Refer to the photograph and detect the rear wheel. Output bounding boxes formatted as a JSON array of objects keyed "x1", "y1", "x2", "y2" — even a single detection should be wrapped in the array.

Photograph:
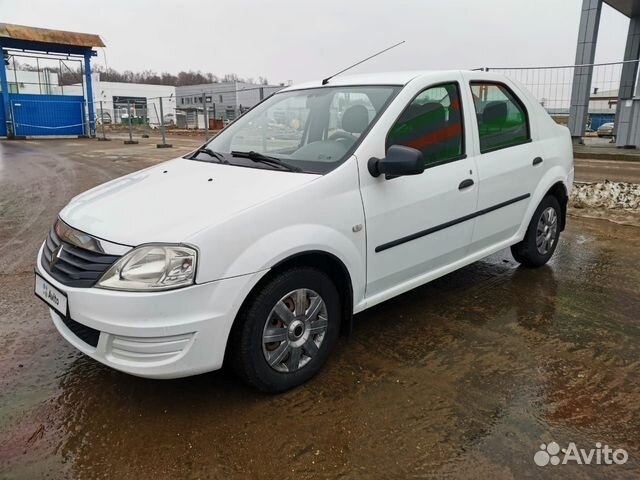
[
  {"x1": 511, "y1": 195, "x2": 561, "y2": 268},
  {"x1": 229, "y1": 267, "x2": 341, "y2": 392}
]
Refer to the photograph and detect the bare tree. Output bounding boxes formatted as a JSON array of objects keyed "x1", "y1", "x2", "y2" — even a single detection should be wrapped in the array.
[{"x1": 12, "y1": 61, "x2": 271, "y2": 87}]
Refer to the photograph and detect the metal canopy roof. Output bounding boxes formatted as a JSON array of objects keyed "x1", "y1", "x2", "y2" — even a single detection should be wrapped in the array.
[
  {"x1": 0, "y1": 23, "x2": 105, "y2": 48},
  {"x1": 605, "y1": 0, "x2": 640, "y2": 17}
]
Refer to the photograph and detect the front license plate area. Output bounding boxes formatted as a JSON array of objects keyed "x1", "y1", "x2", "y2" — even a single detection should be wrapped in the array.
[{"x1": 34, "y1": 272, "x2": 68, "y2": 318}]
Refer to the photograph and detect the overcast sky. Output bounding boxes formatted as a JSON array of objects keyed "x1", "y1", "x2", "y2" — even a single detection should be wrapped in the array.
[{"x1": 0, "y1": 0, "x2": 630, "y2": 84}]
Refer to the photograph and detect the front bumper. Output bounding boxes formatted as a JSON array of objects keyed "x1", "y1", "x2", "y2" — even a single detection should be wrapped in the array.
[{"x1": 36, "y1": 244, "x2": 265, "y2": 379}]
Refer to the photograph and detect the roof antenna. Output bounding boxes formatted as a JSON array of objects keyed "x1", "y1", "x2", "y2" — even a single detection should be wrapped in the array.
[{"x1": 321, "y1": 40, "x2": 406, "y2": 85}]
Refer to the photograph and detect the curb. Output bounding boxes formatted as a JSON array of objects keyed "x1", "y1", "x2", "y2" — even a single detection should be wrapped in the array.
[{"x1": 574, "y1": 151, "x2": 640, "y2": 162}]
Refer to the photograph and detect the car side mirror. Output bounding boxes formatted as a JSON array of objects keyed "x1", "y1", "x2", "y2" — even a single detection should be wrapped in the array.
[{"x1": 368, "y1": 145, "x2": 425, "y2": 179}]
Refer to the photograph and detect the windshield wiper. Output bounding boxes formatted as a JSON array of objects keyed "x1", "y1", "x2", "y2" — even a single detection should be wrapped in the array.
[
  {"x1": 230, "y1": 150, "x2": 302, "y2": 172},
  {"x1": 190, "y1": 147, "x2": 228, "y2": 163}
]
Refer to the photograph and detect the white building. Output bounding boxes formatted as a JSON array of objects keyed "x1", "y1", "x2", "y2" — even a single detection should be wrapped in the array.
[
  {"x1": 89, "y1": 74, "x2": 176, "y2": 125},
  {"x1": 589, "y1": 88, "x2": 617, "y2": 115},
  {"x1": 175, "y1": 81, "x2": 283, "y2": 128}
]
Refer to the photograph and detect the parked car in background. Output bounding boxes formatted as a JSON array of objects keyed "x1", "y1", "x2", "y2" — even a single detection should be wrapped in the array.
[
  {"x1": 597, "y1": 122, "x2": 615, "y2": 137},
  {"x1": 35, "y1": 70, "x2": 573, "y2": 392},
  {"x1": 96, "y1": 111, "x2": 112, "y2": 125}
]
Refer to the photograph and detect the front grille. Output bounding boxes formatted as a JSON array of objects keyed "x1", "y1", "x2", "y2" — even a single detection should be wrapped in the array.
[
  {"x1": 41, "y1": 226, "x2": 121, "y2": 288},
  {"x1": 60, "y1": 315, "x2": 100, "y2": 347}
]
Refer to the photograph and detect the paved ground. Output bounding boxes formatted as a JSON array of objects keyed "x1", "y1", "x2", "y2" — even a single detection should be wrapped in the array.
[
  {"x1": 575, "y1": 136, "x2": 640, "y2": 162},
  {"x1": 1, "y1": 137, "x2": 639, "y2": 479},
  {"x1": 574, "y1": 158, "x2": 640, "y2": 184}
]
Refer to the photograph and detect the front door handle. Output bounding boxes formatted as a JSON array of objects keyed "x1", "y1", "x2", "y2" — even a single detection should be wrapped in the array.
[
  {"x1": 533, "y1": 157, "x2": 543, "y2": 166},
  {"x1": 458, "y1": 179, "x2": 474, "y2": 190}
]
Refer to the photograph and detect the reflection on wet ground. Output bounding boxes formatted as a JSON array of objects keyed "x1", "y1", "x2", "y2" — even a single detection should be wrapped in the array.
[{"x1": 1, "y1": 139, "x2": 639, "y2": 479}]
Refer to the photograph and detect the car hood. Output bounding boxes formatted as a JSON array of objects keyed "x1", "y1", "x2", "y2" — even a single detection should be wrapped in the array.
[{"x1": 60, "y1": 157, "x2": 319, "y2": 246}]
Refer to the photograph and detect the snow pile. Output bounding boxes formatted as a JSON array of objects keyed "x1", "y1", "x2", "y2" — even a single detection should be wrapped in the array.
[{"x1": 571, "y1": 181, "x2": 640, "y2": 211}]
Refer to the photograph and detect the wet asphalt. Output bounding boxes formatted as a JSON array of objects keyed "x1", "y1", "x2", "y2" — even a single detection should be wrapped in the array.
[{"x1": 0, "y1": 137, "x2": 639, "y2": 479}]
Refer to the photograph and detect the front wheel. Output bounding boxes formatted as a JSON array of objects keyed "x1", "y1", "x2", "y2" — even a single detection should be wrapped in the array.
[
  {"x1": 511, "y1": 195, "x2": 561, "y2": 268},
  {"x1": 229, "y1": 267, "x2": 341, "y2": 392}
]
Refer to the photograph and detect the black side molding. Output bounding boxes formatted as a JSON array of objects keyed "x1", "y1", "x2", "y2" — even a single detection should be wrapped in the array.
[{"x1": 375, "y1": 193, "x2": 531, "y2": 253}]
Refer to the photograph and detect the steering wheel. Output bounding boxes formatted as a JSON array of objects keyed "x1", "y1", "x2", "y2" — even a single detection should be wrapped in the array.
[{"x1": 327, "y1": 131, "x2": 355, "y2": 142}]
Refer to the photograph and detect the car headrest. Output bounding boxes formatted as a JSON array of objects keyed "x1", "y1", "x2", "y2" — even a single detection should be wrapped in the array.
[
  {"x1": 403, "y1": 102, "x2": 446, "y2": 126},
  {"x1": 482, "y1": 101, "x2": 507, "y2": 125},
  {"x1": 341, "y1": 105, "x2": 369, "y2": 134}
]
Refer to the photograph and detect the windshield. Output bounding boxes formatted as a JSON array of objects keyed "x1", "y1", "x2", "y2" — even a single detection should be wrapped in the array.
[{"x1": 193, "y1": 85, "x2": 400, "y2": 174}]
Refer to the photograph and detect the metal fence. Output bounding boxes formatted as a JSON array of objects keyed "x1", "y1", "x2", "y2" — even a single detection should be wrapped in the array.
[
  {"x1": 7, "y1": 61, "x2": 626, "y2": 141},
  {"x1": 89, "y1": 85, "x2": 285, "y2": 145},
  {"x1": 4, "y1": 52, "x2": 86, "y2": 97},
  {"x1": 91, "y1": 96, "x2": 229, "y2": 145},
  {"x1": 480, "y1": 60, "x2": 631, "y2": 130},
  {"x1": 0, "y1": 81, "x2": 286, "y2": 144}
]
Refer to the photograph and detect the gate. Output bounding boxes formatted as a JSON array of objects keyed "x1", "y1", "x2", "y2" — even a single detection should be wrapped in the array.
[{"x1": 9, "y1": 94, "x2": 85, "y2": 136}]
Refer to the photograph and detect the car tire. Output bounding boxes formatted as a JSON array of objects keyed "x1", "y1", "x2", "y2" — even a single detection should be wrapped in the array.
[
  {"x1": 510, "y1": 195, "x2": 562, "y2": 268},
  {"x1": 229, "y1": 267, "x2": 341, "y2": 393}
]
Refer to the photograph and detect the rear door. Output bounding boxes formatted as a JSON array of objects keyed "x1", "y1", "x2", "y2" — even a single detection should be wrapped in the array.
[
  {"x1": 357, "y1": 75, "x2": 479, "y2": 302},
  {"x1": 461, "y1": 76, "x2": 546, "y2": 252}
]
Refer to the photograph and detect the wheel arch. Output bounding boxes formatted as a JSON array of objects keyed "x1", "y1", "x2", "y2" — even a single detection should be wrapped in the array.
[
  {"x1": 522, "y1": 168, "x2": 570, "y2": 239},
  {"x1": 545, "y1": 181, "x2": 569, "y2": 231},
  {"x1": 225, "y1": 250, "x2": 355, "y2": 366},
  {"x1": 270, "y1": 250, "x2": 354, "y2": 334}
]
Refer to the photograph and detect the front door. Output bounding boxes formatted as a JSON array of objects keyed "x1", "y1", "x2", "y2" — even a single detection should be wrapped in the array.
[{"x1": 358, "y1": 79, "x2": 479, "y2": 303}]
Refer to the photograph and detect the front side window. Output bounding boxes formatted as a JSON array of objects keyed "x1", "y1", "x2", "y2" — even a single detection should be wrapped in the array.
[
  {"x1": 470, "y1": 82, "x2": 530, "y2": 153},
  {"x1": 386, "y1": 83, "x2": 464, "y2": 167},
  {"x1": 199, "y1": 85, "x2": 400, "y2": 174}
]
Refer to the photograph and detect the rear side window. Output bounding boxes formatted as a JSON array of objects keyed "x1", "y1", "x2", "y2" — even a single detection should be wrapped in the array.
[
  {"x1": 386, "y1": 83, "x2": 464, "y2": 167},
  {"x1": 470, "y1": 82, "x2": 530, "y2": 153}
]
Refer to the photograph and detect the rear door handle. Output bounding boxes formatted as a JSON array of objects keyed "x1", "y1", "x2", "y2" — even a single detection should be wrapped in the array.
[
  {"x1": 458, "y1": 179, "x2": 474, "y2": 190},
  {"x1": 533, "y1": 157, "x2": 543, "y2": 166}
]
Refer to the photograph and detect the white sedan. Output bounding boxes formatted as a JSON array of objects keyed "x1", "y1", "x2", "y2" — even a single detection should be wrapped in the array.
[{"x1": 35, "y1": 70, "x2": 573, "y2": 392}]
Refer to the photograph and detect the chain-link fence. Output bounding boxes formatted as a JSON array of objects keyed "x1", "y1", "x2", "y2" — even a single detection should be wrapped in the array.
[
  {"x1": 89, "y1": 84, "x2": 283, "y2": 146},
  {"x1": 480, "y1": 60, "x2": 631, "y2": 131}
]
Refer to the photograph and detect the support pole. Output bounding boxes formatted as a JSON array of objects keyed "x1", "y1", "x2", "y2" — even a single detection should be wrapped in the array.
[
  {"x1": 568, "y1": 0, "x2": 602, "y2": 144},
  {"x1": 81, "y1": 100, "x2": 86, "y2": 137},
  {"x1": 156, "y1": 97, "x2": 172, "y2": 148},
  {"x1": 202, "y1": 92, "x2": 208, "y2": 141},
  {"x1": 615, "y1": 17, "x2": 640, "y2": 147},
  {"x1": 0, "y1": 46, "x2": 12, "y2": 137},
  {"x1": 84, "y1": 52, "x2": 96, "y2": 138},
  {"x1": 124, "y1": 100, "x2": 138, "y2": 144}
]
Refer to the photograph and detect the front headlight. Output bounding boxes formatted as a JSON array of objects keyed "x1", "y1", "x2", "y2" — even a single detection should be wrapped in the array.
[{"x1": 96, "y1": 244, "x2": 197, "y2": 291}]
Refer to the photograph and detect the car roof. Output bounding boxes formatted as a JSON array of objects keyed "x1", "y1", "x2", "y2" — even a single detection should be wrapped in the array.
[{"x1": 280, "y1": 70, "x2": 478, "y2": 91}]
